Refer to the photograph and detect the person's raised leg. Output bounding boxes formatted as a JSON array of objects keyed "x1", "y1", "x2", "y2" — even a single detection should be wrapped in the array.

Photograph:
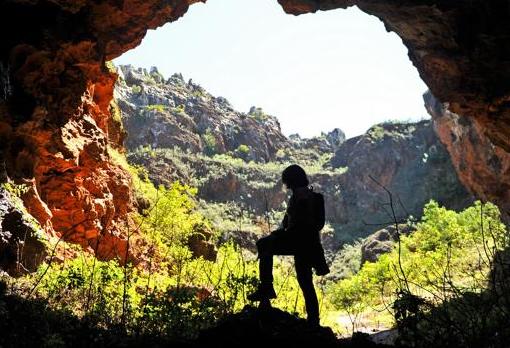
[
  {"x1": 295, "y1": 257, "x2": 320, "y2": 326},
  {"x1": 248, "y1": 235, "x2": 277, "y2": 302}
]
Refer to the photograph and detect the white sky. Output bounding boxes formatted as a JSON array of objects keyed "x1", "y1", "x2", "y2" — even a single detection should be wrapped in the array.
[{"x1": 114, "y1": 0, "x2": 429, "y2": 138}]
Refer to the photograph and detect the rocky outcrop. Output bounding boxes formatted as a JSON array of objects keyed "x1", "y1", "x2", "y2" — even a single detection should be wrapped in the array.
[
  {"x1": 425, "y1": 91, "x2": 510, "y2": 222},
  {"x1": 0, "y1": 63, "x2": 135, "y2": 263},
  {"x1": 0, "y1": 15, "x2": 145, "y2": 266},
  {"x1": 289, "y1": 128, "x2": 346, "y2": 154},
  {"x1": 187, "y1": 223, "x2": 217, "y2": 261},
  {"x1": 0, "y1": 187, "x2": 47, "y2": 275},
  {"x1": 326, "y1": 120, "x2": 473, "y2": 245},
  {"x1": 115, "y1": 65, "x2": 290, "y2": 162},
  {"x1": 360, "y1": 224, "x2": 413, "y2": 264},
  {"x1": 195, "y1": 305, "x2": 389, "y2": 348}
]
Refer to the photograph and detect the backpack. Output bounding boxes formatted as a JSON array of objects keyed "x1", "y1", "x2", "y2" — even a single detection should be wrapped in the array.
[{"x1": 310, "y1": 187, "x2": 325, "y2": 232}]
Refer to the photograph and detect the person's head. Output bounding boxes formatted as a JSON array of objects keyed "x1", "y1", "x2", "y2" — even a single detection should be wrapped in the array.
[{"x1": 281, "y1": 164, "x2": 309, "y2": 190}]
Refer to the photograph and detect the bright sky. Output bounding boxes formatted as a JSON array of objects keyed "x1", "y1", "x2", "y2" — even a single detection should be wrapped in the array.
[{"x1": 114, "y1": 0, "x2": 429, "y2": 138}]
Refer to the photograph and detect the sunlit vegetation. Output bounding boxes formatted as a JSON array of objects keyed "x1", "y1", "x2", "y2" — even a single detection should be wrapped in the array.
[
  {"x1": 2, "y1": 146, "x2": 507, "y2": 346},
  {"x1": 131, "y1": 85, "x2": 142, "y2": 94},
  {"x1": 1, "y1": 149, "x2": 326, "y2": 343},
  {"x1": 248, "y1": 106, "x2": 269, "y2": 122},
  {"x1": 201, "y1": 129, "x2": 218, "y2": 156},
  {"x1": 327, "y1": 201, "x2": 509, "y2": 341},
  {"x1": 131, "y1": 146, "x2": 347, "y2": 184},
  {"x1": 145, "y1": 104, "x2": 168, "y2": 112}
]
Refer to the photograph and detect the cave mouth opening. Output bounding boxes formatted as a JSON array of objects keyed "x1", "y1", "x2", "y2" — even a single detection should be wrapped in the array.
[
  {"x1": 113, "y1": 0, "x2": 429, "y2": 140},
  {"x1": 110, "y1": 0, "x2": 454, "y2": 253},
  {"x1": 109, "y1": 0, "x2": 469, "y2": 266}
]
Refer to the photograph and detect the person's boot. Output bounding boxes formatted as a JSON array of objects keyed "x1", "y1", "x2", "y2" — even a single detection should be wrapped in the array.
[
  {"x1": 247, "y1": 283, "x2": 276, "y2": 302},
  {"x1": 307, "y1": 316, "x2": 320, "y2": 328}
]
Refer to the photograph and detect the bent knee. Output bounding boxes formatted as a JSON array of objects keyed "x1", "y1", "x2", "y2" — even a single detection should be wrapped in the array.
[{"x1": 256, "y1": 236, "x2": 274, "y2": 252}]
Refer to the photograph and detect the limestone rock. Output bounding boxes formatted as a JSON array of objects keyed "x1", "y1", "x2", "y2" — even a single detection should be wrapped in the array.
[
  {"x1": 425, "y1": 91, "x2": 510, "y2": 223},
  {"x1": 0, "y1": 187, "x2": 47, "y2": 275},
  {"x1": 115, "y1": 65, "x2": 291, "y2": 162}
]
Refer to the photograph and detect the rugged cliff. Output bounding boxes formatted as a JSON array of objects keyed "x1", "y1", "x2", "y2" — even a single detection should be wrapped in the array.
[
  {"x1": 425, "y1": 91, "x2": 510, "y2": 222},
  {"x1": 115, "y1": 65, "x2": 291, "y2": 162}
]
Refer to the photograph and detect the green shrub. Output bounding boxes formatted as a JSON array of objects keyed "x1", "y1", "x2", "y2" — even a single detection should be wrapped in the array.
[
  {"x1": 131, "y1": 85, "x2": 142, "y2": 94},
  {"x1": 237, "y1": 144, "x2": 250, "y2": 155},
  {"x1": 328, "y1": 200, "x2": 508, "y2": 339},
  {"x1": 146, "y1": 104, "x2": 167, "y2": 112},
  {"x1": 248, "y1": 107, "x2": 268, "y2": 122},
  {"x1": 173, "y1": 104, "x2": 186, "y2": 114},
  {"x1": 367, "y1": 125, "x2": 385, "y2": 140},
  {"x1": 202, "y1": 129, "x2": 217, "y2": 156}
]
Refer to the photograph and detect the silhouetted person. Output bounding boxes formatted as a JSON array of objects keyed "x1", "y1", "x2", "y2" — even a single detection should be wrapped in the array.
[{"x1": 248, "y1": 164, "x2": 330, "y2": 326}]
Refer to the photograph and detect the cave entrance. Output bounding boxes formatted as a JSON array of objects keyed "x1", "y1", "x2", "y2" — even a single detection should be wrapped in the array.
[
  {"x1": 107, "y1": 1, "x2": 475, "y2": 332},
  {"x1": 110, "y1": 0, "x2": 469, "y2": 254}
]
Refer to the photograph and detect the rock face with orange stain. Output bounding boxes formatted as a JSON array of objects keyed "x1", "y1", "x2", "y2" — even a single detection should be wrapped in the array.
[
  {"x1": 3, "y1": 60, "x2": 135, "y2": 263},
  {"x1": 425, "y1": 91, "x2": 510, "y2": 222},
  {"x1": 0, "y1": 0, "x2": 203, "y2": 271}
]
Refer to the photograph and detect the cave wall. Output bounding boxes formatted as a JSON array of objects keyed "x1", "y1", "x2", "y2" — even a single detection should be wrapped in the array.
[
  {"x1": 0, "y1": 0, "x2": 509, "y2": 266},
  {"x1": 0, "y1": 0, "x2": 201, "y2": 263},
  {"x1": 425, "y1": 91, "x2": 510, "y2": 222}
]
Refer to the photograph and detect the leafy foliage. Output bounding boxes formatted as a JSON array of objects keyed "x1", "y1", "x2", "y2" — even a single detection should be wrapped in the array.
[
  {"x1": 201, "y1": 129, "x2": 217, "y2": 156},
  {"x1": 131, "y1": 85, "x2": 142, "y2": 94},
  {"x1": 328, "y1": 200, "x2": 509, "y2": 342},
  {"x1": 4, "y1": 149, "x2": 329, "y2": 345},
  {"x1": 145, "y1": 104, "x2": 167, "y2": 112}
]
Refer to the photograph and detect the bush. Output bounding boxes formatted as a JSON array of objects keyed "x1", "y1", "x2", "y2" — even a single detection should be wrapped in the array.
[
  {"x1": 328, "y1": 200, "x2": 509, "y2": 343},
  {"x1": 131, "y1": 85, "x2": 142, "y2": 94},
  {"x1": 146, "y1": 104, "x2": 167, "y2": 112},
  {"x1": 248, "y1": 106, "x2": 268, "y2": 122},
  {"x1": 202, "y1": 129, "x2": 217, "y2": 156}
]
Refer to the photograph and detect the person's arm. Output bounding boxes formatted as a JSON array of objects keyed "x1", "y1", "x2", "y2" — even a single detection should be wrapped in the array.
[
  {"x1": 281, "y1": 196, "x2": 315, "y2": 238},
  {"x1": 271, "y1": 212, "x2": 288, "y2": 237}
]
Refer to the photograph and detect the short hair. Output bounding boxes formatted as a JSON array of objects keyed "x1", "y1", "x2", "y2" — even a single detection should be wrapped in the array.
[{"x1": 282, "y1": 164, "x2": 309, "y2": 189}]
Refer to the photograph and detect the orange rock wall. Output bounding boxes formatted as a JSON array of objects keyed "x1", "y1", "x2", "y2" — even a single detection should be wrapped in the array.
[{"x1": 425, "y1": 92, "x2": 510, "y2": 221}]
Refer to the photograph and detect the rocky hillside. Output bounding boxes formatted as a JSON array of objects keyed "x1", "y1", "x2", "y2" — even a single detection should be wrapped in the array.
[
  {"x1": 115, "y1": 65, "x2": 292, "y2": 162},
  {"x1": 116, "y1": 66, "x2": 473, "y2": 249},
  {"x1": 327, "y1": 120, "x2": 473, "y2": 240}
]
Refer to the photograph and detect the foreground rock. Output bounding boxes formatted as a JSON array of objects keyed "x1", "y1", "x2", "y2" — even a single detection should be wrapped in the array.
[
  {"x1": 0, "y1": 187, "x2": 47, "y2": 275},
  {"x1": 361, "y1": 224, "x2": 414, "y2": 264},
  {"x1": 195, "y1": 306, "x2": 390, "y2": 348},
  {"x1": 0, "y1": 283, "x2": 391, "y2": 348}
]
